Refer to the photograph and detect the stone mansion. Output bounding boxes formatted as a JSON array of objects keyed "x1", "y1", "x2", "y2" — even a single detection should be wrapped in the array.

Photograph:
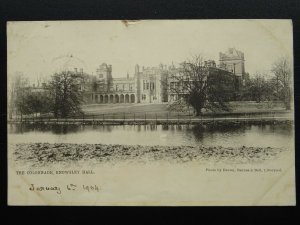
[{"x1": 79, "y1": 48, "x2": 249, "y2": 104}]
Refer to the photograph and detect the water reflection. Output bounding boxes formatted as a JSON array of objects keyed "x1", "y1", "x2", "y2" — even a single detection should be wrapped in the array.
[
  {"x1": 8, "y1": 123, "x2": 294, "y2": 148},
  {"x1": 9, "y1": 123, "x2": 293, "y2": 136},
  {"x1": 189, "y1": 125, "x2": 205, "y2": 142}
]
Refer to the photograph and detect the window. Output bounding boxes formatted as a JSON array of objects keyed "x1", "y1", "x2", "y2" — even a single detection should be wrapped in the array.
[
  {"x1": 123, "y1": 84, "x2": 125, "y2": 90},
  {"x1": 170, "y1": 82, "x2": 176, "y2": 89},
  {"x1": 146, "y1": 83, "x2": 149, "y2": 90},
  {"x1": 129, "y1": 84, "x2": 133, "y2": 91},
  {"x1": 116, "y1": 85, "x2": 118, "y2": 91},
  {"x1": 150, "y1": 82, "x2": 155, "y2": 90}
]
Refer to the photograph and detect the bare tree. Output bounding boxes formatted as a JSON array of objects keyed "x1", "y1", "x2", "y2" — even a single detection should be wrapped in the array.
[
  {"x1": 271, "y1": 57, "x2": 293, "y2": 110},
  {"x1": 168, "y1": 55, "x2": 235, "y2": 116},
  {"x1": 48, "y1": 71, "x2": 84, "y2": 118},
  {"x1": 243, "y1": 73, "x2": 273, "y2": 103}
]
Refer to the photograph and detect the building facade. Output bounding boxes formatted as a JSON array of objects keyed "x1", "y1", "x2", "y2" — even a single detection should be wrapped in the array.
[
  {"x1": 82, "y1": 48, "x2": 246, "y2": 105},
  {"x1": 84, "y1": 63, "x2": 169, "y2": 104}
]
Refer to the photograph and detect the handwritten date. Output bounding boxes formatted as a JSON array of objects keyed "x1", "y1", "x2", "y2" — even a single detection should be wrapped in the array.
[{"x1": 29, "y1": 183, "x2": 100, "y2": 194}]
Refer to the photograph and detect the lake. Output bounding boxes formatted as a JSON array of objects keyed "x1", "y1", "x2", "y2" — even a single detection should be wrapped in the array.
[{"x1": 7, "y1": 123, "x2": 294, "y2": 148}]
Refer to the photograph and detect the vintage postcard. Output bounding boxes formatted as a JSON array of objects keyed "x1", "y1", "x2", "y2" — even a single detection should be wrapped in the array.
[{"x1": 7, "y1": 20, "x2": 295, "y2": 206}]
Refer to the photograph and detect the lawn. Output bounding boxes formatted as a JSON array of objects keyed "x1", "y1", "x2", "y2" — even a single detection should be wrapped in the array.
[{"x1": 81, "y1": 101, "x2": 289, "y2": 119}]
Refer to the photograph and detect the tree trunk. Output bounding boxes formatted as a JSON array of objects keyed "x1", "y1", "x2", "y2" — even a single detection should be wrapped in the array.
[
  {"x1": 54, "y1": 111, "x2": 58, "y2": 118},
  {"x1": 285, "y1": 89, "x2": 291, "y2": 110},
  {"x1": 195, "y1": 107, "x2": 202, "y2": 116}
]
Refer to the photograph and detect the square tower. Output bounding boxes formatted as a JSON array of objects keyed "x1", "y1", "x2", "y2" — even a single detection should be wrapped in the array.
[
  {"x1": 96, "y1": 63, "x2": 112, "y2": 92},
  {"x1": 219, "y1": 48, "x2": 245, "y2": 77}
]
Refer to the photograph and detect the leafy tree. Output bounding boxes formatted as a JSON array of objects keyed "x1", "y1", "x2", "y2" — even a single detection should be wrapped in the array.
[
  {"x1": 22, "y1": 91, "x2": 52, "y2": 117},
  {"x1": 168, "y1": 55, "x2": 235, "y2": 115},
  {"x1": 48, "y1": 71, "x2": 84, "y2": 118},
  {"x1": 271, "y1": 57, "x2": 293, "y2": 110}
]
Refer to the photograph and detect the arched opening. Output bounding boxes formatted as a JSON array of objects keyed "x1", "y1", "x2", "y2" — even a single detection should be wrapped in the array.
[
  {"x1": 100, "y1": 95, "x2": 103, "y2": 104},
  {"x1": 104, "y1": 95, "x2": 108, "y2": 103},
  {"x1": 120, "y1": 94, "x2": 124, "y2": 103},
  {"x1": 130, "y1": 94, "x2": 135, "y2": 103},
  {"x1": 125, "y1": 94, "x2": 129, "y2": 103},
  {"x1": 109, "y1": 95, "x2": 114, "y2": 103},
  {"x1": 115, "y1": 95, "x2": 119, "y2": 103}
]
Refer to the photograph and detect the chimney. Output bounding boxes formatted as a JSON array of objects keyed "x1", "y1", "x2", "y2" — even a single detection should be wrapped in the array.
[
  {"x1": 135, "y1": 64, "x2": 139, "y2": 74},
  {"x1": 80, "y1": 68, "x2": 83, "y2": 75},
  {"x1": 74, "y1": 68, "x2": 78, "y2": 73},
  {"x1": 127, "y1": 73, "x2": 129, "y2": 79}
]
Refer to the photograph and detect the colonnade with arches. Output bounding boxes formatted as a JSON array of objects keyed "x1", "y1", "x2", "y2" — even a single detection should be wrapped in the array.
[{"x1": 93, "y1": 93, "x2": 136, "y2": 104}]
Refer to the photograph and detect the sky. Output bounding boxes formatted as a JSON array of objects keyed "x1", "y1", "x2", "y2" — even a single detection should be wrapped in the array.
[{"x1": 7, "y1": 20, "x2": 293, "y2": 83}]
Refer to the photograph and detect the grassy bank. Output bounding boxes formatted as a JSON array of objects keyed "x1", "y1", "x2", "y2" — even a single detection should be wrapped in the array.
[
  {"x1": 10, "y1": 102, "x2": 292, "y2": 123},
  {"x1": 80, "y1": 102, "x2": 291, "y2": 120},
  {"x1": 82, "y1": 101, "x2": 287, "y2": 115}
]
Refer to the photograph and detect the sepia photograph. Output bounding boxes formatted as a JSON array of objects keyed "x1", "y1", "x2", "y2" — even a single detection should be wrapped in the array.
[{"x1": 7, "y1": 19, "x2": 295, "y2": 205}]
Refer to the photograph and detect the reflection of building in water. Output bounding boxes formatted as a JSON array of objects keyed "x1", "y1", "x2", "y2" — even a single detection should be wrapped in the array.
[{"x1": 56, "y1": 48, "x2": 248, "y2": 104}]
